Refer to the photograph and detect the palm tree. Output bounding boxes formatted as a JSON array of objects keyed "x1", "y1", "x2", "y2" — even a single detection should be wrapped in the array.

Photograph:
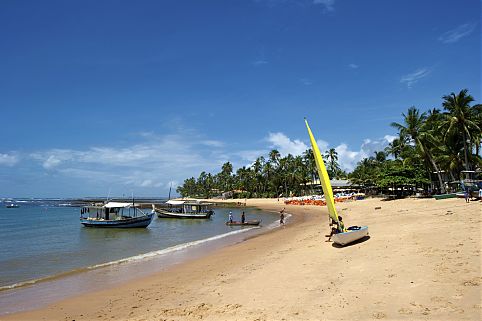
[
  {"x1": 325, "y1": 148, "x2": 341, "y2": 179},
  {"x1": 220, "y1": 162, "x2": 233, "y2": 193},
  {"x1": 391, "y1": 107, "x2": 445, "y2": 193},
  {"x1": 269, "y1": 149, "x2": 281, "y2": 167},
  {"x1": 441, "y1": 89, "x2": 480, "y2": 171},
  {"x1": 252, "y1": 157, "x2": 265, "y2": 197},
  {"x1": 374, "y1": 151, "x2": 387, "y2": 163},
  {"x1": 385, "y1": 138, "x2": 405, "y2": 160}
]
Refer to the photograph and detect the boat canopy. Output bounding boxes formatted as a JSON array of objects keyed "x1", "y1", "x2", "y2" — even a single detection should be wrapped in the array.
[
  {"x1": 165, "y1": 200, "x2": 213, "y2": 206},
  {"x1": 104, "y1": 202, "x2": 134, "y2": 208},
  {"x1": 166, "y1": 200, "x2": 187, "y2": 205}
]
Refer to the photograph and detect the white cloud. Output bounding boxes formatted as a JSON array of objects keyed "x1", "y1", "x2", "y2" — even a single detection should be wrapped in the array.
[
  {"x1": 267, "y1": 132, "x2": 309, "y2": 156},
  {"x1": 29, "y1": 134, "x2": 226, "y2": 190},
  {"x1": 264, "y1": 132, "x2": 393, "y2": 171},
  {"x1": 438, "y1": 23, "x2": 477, "y2": 44},
  {"x1": 335, "y1": 137, "x2": 393, "y2": 171},
  {"x1": 43, "y1": 155, "x2": 63, "y2": 169},
  {"x1": 0, "y1": 153, "x2": 18, "y2": 166},
  {"x1": 335, "y1": 143, "x2": 361, "y2": 170},
  {"x1": 384, "y1": 135, "x2": 397, "y2": 143},
  {"x1": 348, "y1": 63, "x2": 359, "y2": 69},
  {"x1": 400, "y1": 68, "x2": 431, "y2": 88},
  {"x1": 313, "y1": 0, "x2": 335, "y2": 11},
  {"x1": 20, "y1": 129, "x2": 396, "y2": 196},
  {"x1": 201, "y1": 140, "x2": 224, "y2": 147},
  {"x1": 252, "y1": 60, "x2": 268, "y2": 66}
]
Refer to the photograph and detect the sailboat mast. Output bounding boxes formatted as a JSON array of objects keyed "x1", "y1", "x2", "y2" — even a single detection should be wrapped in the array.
[{"x1": 305, "y1": 119, "x2": 339, "y2": 223}]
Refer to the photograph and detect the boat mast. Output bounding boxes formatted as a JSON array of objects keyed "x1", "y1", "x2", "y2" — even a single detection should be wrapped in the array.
[{"x1": 132, "y1": 191, "x2": 135, "y2": 217}]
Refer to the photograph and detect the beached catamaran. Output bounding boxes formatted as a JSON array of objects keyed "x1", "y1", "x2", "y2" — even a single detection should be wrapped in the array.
[{"x1": 305, "y1": 119, "x2": 369, "y2": 246}]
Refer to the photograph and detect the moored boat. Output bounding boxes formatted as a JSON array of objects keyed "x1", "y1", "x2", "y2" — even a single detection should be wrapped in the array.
[
  {"x1": 155, "y1": 200, "x2": 214, "y2": 219},
  {"x1": 5, "y1": 203, "x2": 20, "y2": 208},
  {"x1": 226, "y1": 220, "x2": 261, "y2": 226},
  {"x1": 433, "y1": 193, "x2": 457, "y2": 200},
  {"x1": 80, "y1": 202, "x2": 154, "y2": 228}
]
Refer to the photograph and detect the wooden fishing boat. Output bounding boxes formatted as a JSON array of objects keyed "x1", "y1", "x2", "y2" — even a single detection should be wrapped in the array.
[
  {"x1": 80, "y1": 202, "x2": 154, "y2": 228},
  {"x1": 155, "y1": 200, "x2": 214, "y2": 219},
  {"x1": 225, "y1": 220, "x2": 261, "y2": 226}
]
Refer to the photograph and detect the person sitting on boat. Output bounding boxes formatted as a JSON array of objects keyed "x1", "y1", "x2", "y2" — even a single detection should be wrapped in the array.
[
  {"x1": 241, "y1": 211, "x2": 246, "y2": 224},
  {"x1": 337, "y1": 216, "x2": 347, "y2": 233},
  {"x1": 326, "y1": 216, "x2": 347, "y2": 242},
  {"x1": 229, "y1": 211, "x2": 233, "y2": 223}
]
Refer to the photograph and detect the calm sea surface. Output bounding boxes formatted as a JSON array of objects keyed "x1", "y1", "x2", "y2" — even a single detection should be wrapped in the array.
[{"x1": 0, "y1": 200, "x2": 279, "y2": 290}]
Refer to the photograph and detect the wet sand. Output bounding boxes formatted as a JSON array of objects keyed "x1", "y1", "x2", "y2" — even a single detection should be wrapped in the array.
[{"x1": 2, "y1": 197, "x2": 481, "y2": 321}]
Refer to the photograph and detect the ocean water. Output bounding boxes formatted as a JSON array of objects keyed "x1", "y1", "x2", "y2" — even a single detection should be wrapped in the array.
[{"x1": 0, "y1": 200, "x2": 279, "y2": 292}]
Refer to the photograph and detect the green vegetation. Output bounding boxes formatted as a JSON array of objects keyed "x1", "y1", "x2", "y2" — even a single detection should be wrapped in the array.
[{"x1": 177, "y1": 89, "x2": 481, "y2": 198}]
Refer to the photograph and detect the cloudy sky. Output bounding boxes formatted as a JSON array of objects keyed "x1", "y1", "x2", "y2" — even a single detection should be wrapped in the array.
[{"x1": 0, "y1": 0, "x2": 480, "y2": 198}]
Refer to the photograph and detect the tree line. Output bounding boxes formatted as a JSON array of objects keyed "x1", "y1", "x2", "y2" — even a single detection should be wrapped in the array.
[{"x1": 177, "y1": 89, "x2": 481, "y2": 198}]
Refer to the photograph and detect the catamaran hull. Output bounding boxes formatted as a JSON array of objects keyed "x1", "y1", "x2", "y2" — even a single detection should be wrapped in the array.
[
  {"x1": 332, "y1": 226, "x2": 369, "y2": 246},
  {"x1": 80, "y1": 213, "x2": 154, "y2": 228},
  {"x1": 156, "y1": 209, "x2": 213, "y2": 219}
]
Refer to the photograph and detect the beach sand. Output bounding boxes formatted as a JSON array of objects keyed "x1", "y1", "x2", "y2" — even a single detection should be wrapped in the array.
[{"x1": 2, "y1": 197, "x2": 481, "y2": 321}]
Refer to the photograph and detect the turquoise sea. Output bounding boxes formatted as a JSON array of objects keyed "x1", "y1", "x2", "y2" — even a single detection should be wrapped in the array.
[{"x1": 0, "y1": 199, "x2": 280, "y2": 315}]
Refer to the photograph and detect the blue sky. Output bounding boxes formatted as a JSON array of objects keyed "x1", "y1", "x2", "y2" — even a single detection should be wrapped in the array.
[{"x1": 0, "y1": 0, "x2": 480, "y2": 198}]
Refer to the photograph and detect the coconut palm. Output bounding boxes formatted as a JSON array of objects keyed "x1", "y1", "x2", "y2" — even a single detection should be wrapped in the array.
[
  {"x1": 391, "y1": 106, "x2": 445, "y2": 192},
  {"x1": 441, "y1": 89, "x2": 480, "y2": 171},
  {"x1": 325, "y1": 148, "x2": 341, "y2": 179}
]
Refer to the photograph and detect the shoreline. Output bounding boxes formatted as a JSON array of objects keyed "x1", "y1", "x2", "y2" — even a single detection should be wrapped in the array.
[
  {"x1": 0, "y1": 202, "x2": 286, "y2": 316},
  {"x1": 3, "y1": 197, "x2": 481, "y2": 320}
]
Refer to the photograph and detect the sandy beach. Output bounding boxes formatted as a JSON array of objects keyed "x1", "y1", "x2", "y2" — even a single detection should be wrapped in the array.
[{"x1": 2, "y1": 197, "x2": 481, "y2": 321}]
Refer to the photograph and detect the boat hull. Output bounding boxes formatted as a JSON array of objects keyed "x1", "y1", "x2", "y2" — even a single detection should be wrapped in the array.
[
  {"x1": 433, "y1": 193, "x2": 457, "y2": 200},
  {"x1": 156, "y1": 209, "x2": 213, "y2": 219},
  {"x1": 80, "y1": 213, "x2": 154, "y2": 228},
  {"x1": 226, "y1": 220, "x2": 261, "y2": 226},
  {"x1": 332, "y1": 226, "x2": 369, "y2": 246}
]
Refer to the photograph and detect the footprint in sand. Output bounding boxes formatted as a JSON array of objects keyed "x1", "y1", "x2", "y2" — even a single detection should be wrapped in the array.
[
  {"x1": 372, "y1": 311, "x2": 386, "y2": 319},
  {"x1": 463, "y1": 277, "x2": 481, "y2": 286},
  {"x1": 398, "y1": 307, "x2": 412, "y2": 315}
]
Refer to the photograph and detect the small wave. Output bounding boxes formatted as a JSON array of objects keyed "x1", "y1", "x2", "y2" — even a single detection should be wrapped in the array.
[
  {"x1": 0, "y1": 227, "x2": 258, "y2": 292},
  {"x1": 88, "y1": 227, "x2": 258, "y2": 269}
]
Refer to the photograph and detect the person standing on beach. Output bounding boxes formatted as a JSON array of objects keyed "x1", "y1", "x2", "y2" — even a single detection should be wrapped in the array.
[
  {"x1": 241, "y1": 211, "x2": 245, "y2": 224},
  {"x1": 464, "y1": 187, "x2": 470, "y2": 203},
  {"x1": 280, "y1": 208, "x2": 285, "y2": 225}
]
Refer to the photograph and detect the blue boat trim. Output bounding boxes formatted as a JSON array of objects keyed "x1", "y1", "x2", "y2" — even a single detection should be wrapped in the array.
[{"x1": 80, "y1": 213, "x2": 154, "y2": 228}]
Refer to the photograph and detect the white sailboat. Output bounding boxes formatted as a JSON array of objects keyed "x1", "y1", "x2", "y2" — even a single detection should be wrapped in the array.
[{"x1": 305, "y1": 119, "x2": 369, "y2": 246}]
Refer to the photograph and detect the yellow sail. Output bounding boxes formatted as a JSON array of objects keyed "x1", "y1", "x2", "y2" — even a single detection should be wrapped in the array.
[{"x1": 305, "y1": 119, "x2": 339, "y2": 223}]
